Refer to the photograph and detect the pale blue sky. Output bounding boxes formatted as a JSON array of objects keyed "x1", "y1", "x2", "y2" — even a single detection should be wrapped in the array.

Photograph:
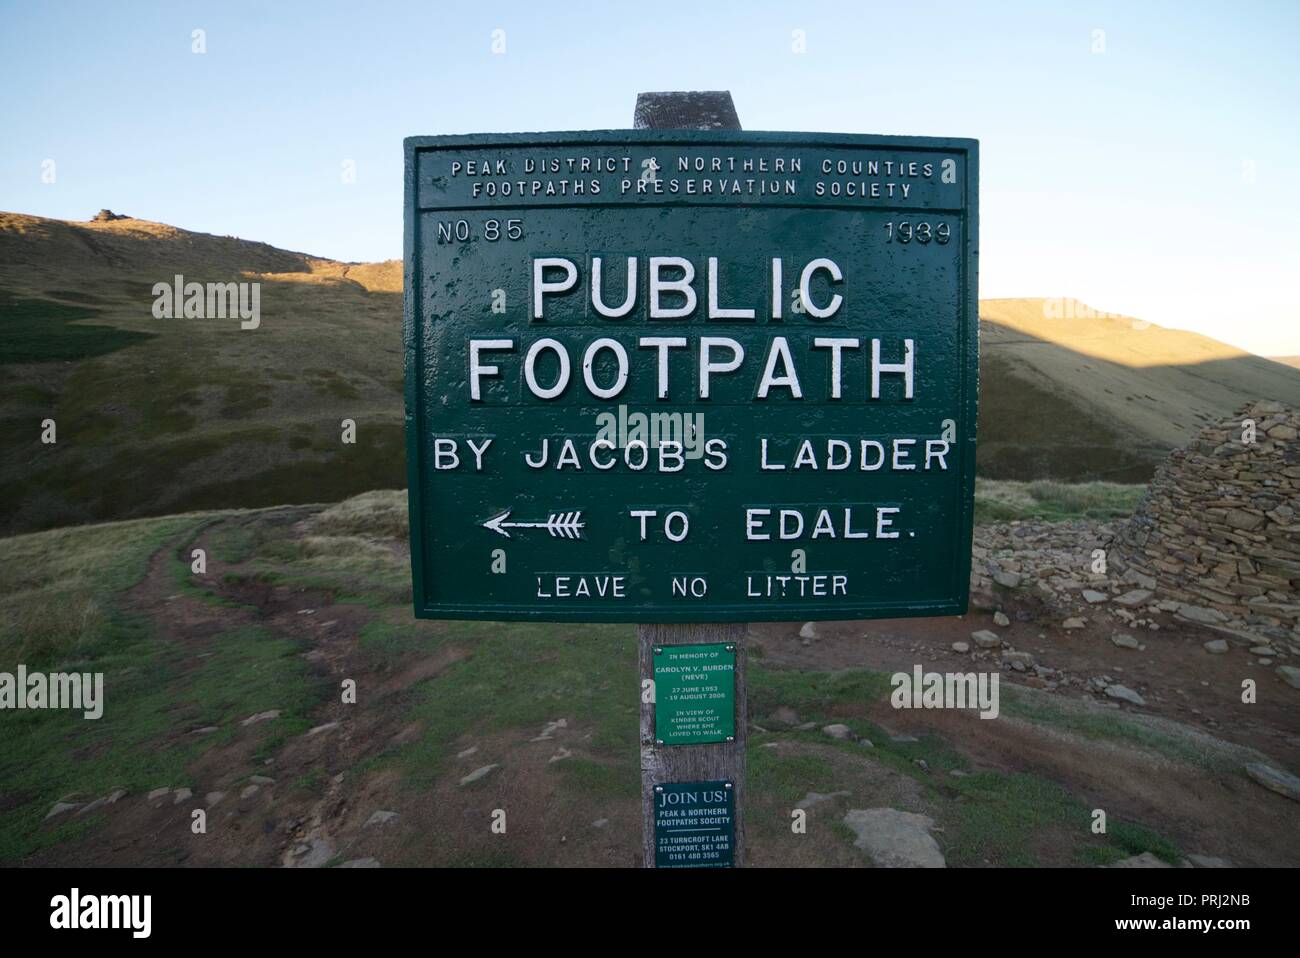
[{"x1": 2, "y1": 0, "x2": 1297, "y2": 354}]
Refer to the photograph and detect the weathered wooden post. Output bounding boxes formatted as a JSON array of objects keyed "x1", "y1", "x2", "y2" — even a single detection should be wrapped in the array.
[{"x1": 635, "y1": 92, "x2": 747, "y2": 869}]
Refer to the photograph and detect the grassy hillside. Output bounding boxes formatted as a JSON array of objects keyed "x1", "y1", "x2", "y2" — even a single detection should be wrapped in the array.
[
  {"x1": 972, "y1": 478, "x2": 1144, "y2": 524},
  {"x1": 3, "y1": 212, "x2": 1298, "y2": 535},
  {"x1": 0, "y1": 212, "x2": 404, "y2": 536}
]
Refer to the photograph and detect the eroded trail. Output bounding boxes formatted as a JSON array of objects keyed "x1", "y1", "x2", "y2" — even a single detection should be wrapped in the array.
[
  {"x1": 44, "y1": 507, "x2": 631, "y2": 868},
  {"x1": 31, "y1": 509, "x2": 456, "y2": 867}
]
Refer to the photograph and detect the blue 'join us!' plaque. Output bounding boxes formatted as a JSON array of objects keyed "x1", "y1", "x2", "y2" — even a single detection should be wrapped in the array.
[{"x1": 654, "y1": 780, "x2": 734, "y2": 868}]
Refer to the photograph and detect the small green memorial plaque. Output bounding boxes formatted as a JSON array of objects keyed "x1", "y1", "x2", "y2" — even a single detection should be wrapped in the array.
[
  {"x1": 653, "y1": 643, "x2": 735, "y2": 745},
  {"x1": 654, "y1": 780, "x2": 734, "y2": 868}
]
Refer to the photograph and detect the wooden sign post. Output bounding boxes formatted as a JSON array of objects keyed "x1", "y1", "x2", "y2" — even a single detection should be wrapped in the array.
[
  {"x1": 636, "y1": 92, "x2": 747, "y2": 868},
  {"x1": 402, "y1": 91, "x2": 978, "y2": 871}
]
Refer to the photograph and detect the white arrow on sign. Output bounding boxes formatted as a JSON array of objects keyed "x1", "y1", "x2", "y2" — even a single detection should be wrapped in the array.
[{"x1": 482, "y1": 510, "x2": 586, "y2": 540}]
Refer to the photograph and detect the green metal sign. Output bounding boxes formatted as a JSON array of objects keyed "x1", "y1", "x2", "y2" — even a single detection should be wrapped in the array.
[
  {"x1": 653, "y1": 643, "x2": 736, "y2": 745},
  {"x1": 404, "y1": 130, "x2": 978, "y2": 622},
  {"x1": 654, "y1": 780, "x2": 734, "y2": 868}
]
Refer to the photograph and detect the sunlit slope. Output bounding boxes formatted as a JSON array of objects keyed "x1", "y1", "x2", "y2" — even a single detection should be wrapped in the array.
[
  {"x1": 978, "y1": 298, "x2": 1300, "y2": 481},
  {"x1": 0, "y1": 211, "x2": 403, "y2": 292}
]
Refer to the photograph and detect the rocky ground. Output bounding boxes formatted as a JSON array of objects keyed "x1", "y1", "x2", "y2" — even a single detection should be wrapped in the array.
[{"x1": 970, "y1": 518, "x2": 1299, "y2": 743}]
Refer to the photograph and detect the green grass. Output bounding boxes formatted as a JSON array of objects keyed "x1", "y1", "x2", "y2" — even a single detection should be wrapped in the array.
[
  {"x1": 198, "y1": 499, "x2": 639, "y2": 798},
  {"x1": 304, "y1": 368, "x2": 361, "y2": 400},
  {"x1": 0, "y1": 295, "x2": 156, "y2": 364},
  {"x1": 357, "y1": 617, "x2": 443, "y2": 661},
  {"x1": 388, "y1": 620, "x2": 637, "y2": 786},
  {"x1": 175, "y1": 424, "x2": 406, "y2": 518},
  {"x1": 0, "y1": 513, "x2": 216, "y2": 668},
  {"x1": 748, "y1": 747, "x2": 839, "y2": 805},
  {"x1": 308, "y1": 490, "x2": 409, "y2": 540},
  {"x1": 0, "y1": 616, "x2": 325, "y2": 862},
  {"x1": 1077, "y1": 821, "x2": 1183, "y2": 866},
  {"x1": 938, "y1": 770, "x2": 1181, "y2": 867},
  {"x1": 974, "y1": 478, "x2": 1145, "y2": 524},
  {"x1": 2, "y1": 424, "x2": 290, "y2": 538},
  {"x1": 999, "y1": 686, "x2": 1242, "y2": 773},
  {"x1": 551, "y1": 757, "x2": 639, "y2": 799},
  {"x1": 215, "y1": 499, "x2": 412, "y2": 609},
  {"x1": 292, "y1": 769, "x2": 325, "y2": 794},
  {"x1": 0, "y1": 513, "x2": 329, "y2": 862},
  {"x1": 42, "y1": 289, "x2": 106, "y2": 306},
  {"x1": 0, "y1": 601, "x2": 326, "y2": 853},
  {"x1": 206, "y1": 521, "x2": 258, "y2": 564},
  {"x1": 167, "y1": 535, "x2": 249, "y2": 610},
  {"x1": 444, "y1": 847, "x2": 523, "y2": 868},
  {"x1": 943, "y1": 771, "x2": 1083, "y2": 866},
  {"x1": 749, "y1": 667, "x2": 893, "y2": 718}
]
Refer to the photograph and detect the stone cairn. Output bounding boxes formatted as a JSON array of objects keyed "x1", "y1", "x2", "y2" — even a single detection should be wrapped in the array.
[{"x1": 1111, "y1": 400, "x2": 1300, "y2": 645}]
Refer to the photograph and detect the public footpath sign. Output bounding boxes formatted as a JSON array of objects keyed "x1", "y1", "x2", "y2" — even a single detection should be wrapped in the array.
[{"x1": 403, "y1": 130, "x2": 979, "y2": 622}]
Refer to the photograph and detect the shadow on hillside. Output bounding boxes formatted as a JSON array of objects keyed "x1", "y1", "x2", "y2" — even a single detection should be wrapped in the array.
[
  {"x1": 0, "y1": 292, "x2": 157, "y2": 364},
  {"x1": 977, "y1": 317, "x2": 1300, "y2": 483}
]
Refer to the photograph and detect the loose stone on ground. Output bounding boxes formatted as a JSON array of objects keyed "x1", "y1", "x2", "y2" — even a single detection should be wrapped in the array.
[{"x1": 842, "y1": 808, "x2": 946, "y2": 868}]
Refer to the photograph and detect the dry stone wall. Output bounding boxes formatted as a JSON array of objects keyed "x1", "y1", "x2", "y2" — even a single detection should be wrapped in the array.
[{"x1": 1112, "y1": 400, "x2": 1300, "y2": 644}]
